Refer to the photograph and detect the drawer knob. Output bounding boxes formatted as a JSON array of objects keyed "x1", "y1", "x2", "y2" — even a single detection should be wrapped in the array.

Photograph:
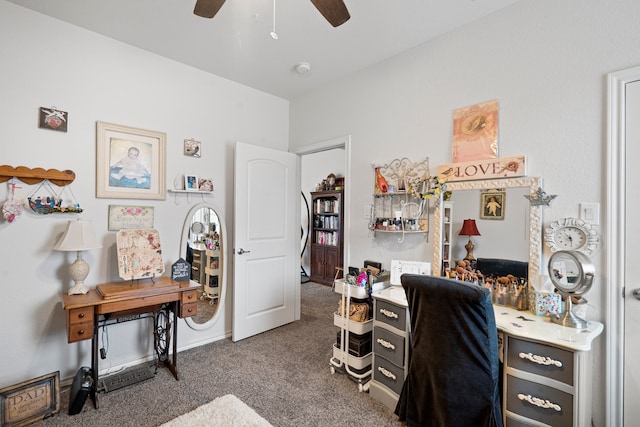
[
  {"x1": 518, "y1": 352, "x2": 563, "y2": 368},
  {"x1": 377, "y1": 366, "x2": 397, "y2": 381},
  {"x1": 379, "y1": 308, "x2": 399, "y2": 319},
  {"x1": 517, "y1": 393, "x2": 562, "y2": 412},
  {"x1": 78, "y1": 329, "x2": 84, "y2": 335},
  {"x1": 376, "y1": 338, "x2": 396, "y2": 350},
  {"x1": 78, "y1": 313, "x2": 85, "y2": 318}
]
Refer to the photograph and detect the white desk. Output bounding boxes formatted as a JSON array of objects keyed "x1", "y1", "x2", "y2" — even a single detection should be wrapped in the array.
[{"x1": 367, "y1": 286, "x2": 604, "y2": 426}]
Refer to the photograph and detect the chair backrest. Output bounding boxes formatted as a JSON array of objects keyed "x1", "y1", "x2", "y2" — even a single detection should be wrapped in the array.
[
  {"x1": 476, "y1": 257, "x2": 528, "y2": 279},
  {"x1": 395, "y1": 274, "x2": 503, "y2": 427}
]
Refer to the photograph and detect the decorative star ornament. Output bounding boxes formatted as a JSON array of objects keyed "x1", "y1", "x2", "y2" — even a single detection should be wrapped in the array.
[{"x1": 525, "y1": 187, "x2": 557, "y2": 206}]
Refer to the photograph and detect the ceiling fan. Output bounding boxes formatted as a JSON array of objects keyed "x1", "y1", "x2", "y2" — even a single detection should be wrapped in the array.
[{"x1": 194, "y1": 0, "x2": 350, "y2": 27}]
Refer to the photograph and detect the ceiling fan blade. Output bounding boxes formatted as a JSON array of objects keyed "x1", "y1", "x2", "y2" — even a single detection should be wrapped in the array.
[
  {"x1": 194, "y1": 0, "x2": 226, "y2": 19},
  {"x1": 310, "y1": 0, "x2": 350, "y2": 27}
]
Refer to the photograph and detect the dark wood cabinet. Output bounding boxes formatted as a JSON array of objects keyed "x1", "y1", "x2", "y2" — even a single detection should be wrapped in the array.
[{"x1": 309, "y1": 190, "x2": 343, "y2": 286}]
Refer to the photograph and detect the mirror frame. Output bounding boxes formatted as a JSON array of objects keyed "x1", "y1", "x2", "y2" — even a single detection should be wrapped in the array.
[
  {"x1": 180, "y1": 202, "x2": 227, "y2": 331},
  {"x1": 432, "y1": 177, "x2": 542, "y2": 280}
]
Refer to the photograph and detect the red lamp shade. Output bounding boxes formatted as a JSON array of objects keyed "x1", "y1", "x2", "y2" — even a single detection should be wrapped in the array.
[{"x1": 459, "y1": 219, "x2": 481, "y2": 236}]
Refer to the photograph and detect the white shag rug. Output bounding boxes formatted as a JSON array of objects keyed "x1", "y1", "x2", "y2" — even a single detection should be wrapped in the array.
[{"x1": 161, "y1": 394, "x2": 273, "y2": 427}]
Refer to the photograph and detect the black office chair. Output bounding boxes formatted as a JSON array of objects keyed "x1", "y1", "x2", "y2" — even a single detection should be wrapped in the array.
[
  {"x1": 476, "y1": 257, "x2": 528, "y2": 279},
  {"x1": 395, "y1": 274, "x2": 503, "y2": 427}
]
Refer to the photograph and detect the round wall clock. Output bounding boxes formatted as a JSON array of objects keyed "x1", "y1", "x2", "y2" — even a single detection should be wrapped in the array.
[{"x1": 544, "y1": 217, "x2": 600, "y2": 255}]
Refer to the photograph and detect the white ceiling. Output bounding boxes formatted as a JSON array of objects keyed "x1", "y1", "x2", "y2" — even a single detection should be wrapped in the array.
[{"x1": 9, "y1": 0, "x2": 521, "y2": 100}]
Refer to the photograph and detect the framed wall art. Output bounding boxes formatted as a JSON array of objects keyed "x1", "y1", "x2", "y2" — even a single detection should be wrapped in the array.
[
  {"x1": 96, "y1": 121, "x2": 166, "y2": 200},
  {"x1": 184, "y1": 138, "x2": 201, "y2": 157},
  {"x1": 452, "y1": 99, "x2": 499, "y2": 163},
  {"x1": 39, "y1": 106, "x2": 68, "y2": 132},
  {"x1": 480, "y1": 189, "x2": 505, "y2": 220}
]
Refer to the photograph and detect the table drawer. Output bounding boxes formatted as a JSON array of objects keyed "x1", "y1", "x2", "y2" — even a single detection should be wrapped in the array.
[
  {"x1": 373, "y1": 326, "x2": 405, "y2": 367},
  {"x1": 374, "y1": 299, "x2": 407, "y2": 332},
  {"x1": 506, "y1": 375, "x2": 573, "y2": 427},
  {"x1": 181, "y1": 289, "x2": 199, "y2": 304},
  {"x1": 373, "y1": 355, "x2": 405, "y2": 396},
  {"x1": 507, "y1": 337, "x2": 573, "y2": 386},
  {"x1": 68, "y1": 322, "x2": 93, "y2": 343},
  {"x1": 179, "y1": 302, "x2": 198, "y2": 318},
  {"x1": 68, "y1": 307, "x2": 94, "y2": 325}
]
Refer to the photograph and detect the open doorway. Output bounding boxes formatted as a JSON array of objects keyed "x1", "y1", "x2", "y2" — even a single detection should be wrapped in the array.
[{"x1": 293, "y1": 136, "x2": 351, "y2": 284}]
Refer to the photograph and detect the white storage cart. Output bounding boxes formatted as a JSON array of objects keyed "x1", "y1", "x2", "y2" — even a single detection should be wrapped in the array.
[{"x1": 330, "y1": 278, "x2": 387, "y2": 392}]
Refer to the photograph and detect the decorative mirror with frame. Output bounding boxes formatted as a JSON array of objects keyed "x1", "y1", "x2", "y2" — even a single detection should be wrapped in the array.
[
  {"x1": 432, "y1": 177, "x2": 542, "y2": 280},
  {"x1": 180, "y1": 203, "x2": 227, "y2": 330}
]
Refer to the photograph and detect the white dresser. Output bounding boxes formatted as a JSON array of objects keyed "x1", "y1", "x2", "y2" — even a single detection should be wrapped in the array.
[
  {"x1": 494, "y1": 306, "x2": 603, "y2": 427},
  {"x1": 366, "y1": 288, "x2": 604, "y2": 426}
]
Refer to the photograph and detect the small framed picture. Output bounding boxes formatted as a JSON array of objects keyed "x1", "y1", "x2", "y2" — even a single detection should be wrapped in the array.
[
  {"x1": 198, "y1": 178, "x2": 214, "y2": 192},
  {"x1": 480, "y1": 190, "x2": 505, "y2": 220},
  {"x1": 185, "y1": 174, "x2": 199, "y2": 191},
  {"x1": 39, "y1": 106, "x2": 68, "y2": 132},
  {"x1": 184, "y1": 139, "x2": 201, "y2": 157}
]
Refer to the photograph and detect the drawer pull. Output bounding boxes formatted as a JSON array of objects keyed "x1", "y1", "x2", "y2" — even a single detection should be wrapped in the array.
[
  {"x1": 376, "y1": 338, "x2": 395, "y2": 350},
  {"x1": 377, "y1": 366, "x2": 397, "y2": 381},
  {"x1": 379, "y1": 308, "x2": 399, "y2": 319},
  {"x1": 78, "y1": 313, "x2": 85, "y2": 319},
  {"x1": 78, "y1": 329, "x2": 85, "y2": 335},
  {"x1": 518, "y1": 352, "x2": 563, "y2": 368},
  {"x1": 517, "y1": 393, "x2": 562, "y2": 412}
]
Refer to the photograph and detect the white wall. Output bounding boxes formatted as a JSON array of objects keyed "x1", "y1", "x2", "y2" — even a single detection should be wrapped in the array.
[
  {"x1": 290, "y1": 1, "x2": 640, "y2": 424},
  {"x1": 0, "y1": 1, "x2": 288, "y2": 387}
]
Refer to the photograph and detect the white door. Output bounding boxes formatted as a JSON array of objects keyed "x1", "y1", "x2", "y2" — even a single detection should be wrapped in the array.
[
  {"x1": 232, "y1": 142, "x2": 300, "y2": 341},
  {"x1": 624, "y1": 79, "x2": 640, "y2": 425}
]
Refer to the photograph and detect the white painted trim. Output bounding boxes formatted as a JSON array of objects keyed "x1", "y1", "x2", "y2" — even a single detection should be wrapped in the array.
[
  {"x1": 606, "y1": 64, "x2": 640, "y2": 427},
  {"x1": 292, "y1": 135, "x2": 351, "y2": 269}
]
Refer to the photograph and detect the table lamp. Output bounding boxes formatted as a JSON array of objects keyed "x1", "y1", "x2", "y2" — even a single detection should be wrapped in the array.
[
  {"x1": 459, "y1": 219, "x2": 481, "y2": 261},
  {"x1": 54, "y1": 219, "x2": 102, "y2": 295}
]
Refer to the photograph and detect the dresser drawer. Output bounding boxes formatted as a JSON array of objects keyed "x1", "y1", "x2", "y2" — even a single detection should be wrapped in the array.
[
  {"x1": 373, "y1": 355, "x2": 405, "y2": 396},
  {"x1": 374, "y1": 299, "x2": 407, "y2": 332},
  {"x1": 68, "y1": 322, "x2": 93, "y2": 343},
  {"x1": 68, "y1": 306, "x2": 94, "y2": 325},
  {"x1": 181, "y1": 289, "x2": 199, "y2": 304},
  {"x1": 506, "y1": 375, "x2": 573, "y2": 427},
  {"x1": 373, "y1": 326, "x2": 405, "y2": 367},
  {"x1": 507, "y1": 337, "x2": 574, "y2": 386},
  {"x1": 179, "y1": 302, "x2": 198, "y2": 318}
]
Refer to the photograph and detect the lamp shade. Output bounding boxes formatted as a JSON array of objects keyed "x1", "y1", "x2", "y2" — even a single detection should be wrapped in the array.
[
  {"x1": 54, "y1": 219, "x2": 101, "y2": 251},
  {"x1": 459, "y1": 219, "x2": 481, "y2": 237}
]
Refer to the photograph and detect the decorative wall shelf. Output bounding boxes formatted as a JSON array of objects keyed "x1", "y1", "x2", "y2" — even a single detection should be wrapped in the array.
[
  {"x1": 0, "y1": 165, "x2": 76, "y2": 186},
  {"x1": 168, "y1": 189, "x2": 213, "y2": 195}
]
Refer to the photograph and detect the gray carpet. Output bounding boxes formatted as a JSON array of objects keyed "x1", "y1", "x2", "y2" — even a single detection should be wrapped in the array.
[{"x1": 40, "y1": 282, "x2": 406, "y2": 427}]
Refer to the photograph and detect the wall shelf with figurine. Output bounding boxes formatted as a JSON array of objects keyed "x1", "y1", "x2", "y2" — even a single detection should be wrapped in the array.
[
  {"x1": 1, "y1": 165, "x2": 82, "y2": 221},
  {"x1": 369, "y1": 158, "x2": 444, "y2": 242}
]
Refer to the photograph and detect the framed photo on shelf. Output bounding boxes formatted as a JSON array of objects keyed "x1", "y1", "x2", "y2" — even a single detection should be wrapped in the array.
[
  {"x1": 185, "y1": 174, "x2": 199, "y2": 191},
  {"x1": 480, "y1": 190, "x2": 505, "y2": 220},
  {"x1": 96, "y1": 121, "x2": 166, "y2": 200}
]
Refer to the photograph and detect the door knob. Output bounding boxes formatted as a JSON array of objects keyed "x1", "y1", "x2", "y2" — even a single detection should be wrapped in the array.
[
  {"x1": 632, "y1": 289, "x2": 640, "y2": 300},
  {"x1": 237, "y1": 248, "x2": 251, "y2": 255}
]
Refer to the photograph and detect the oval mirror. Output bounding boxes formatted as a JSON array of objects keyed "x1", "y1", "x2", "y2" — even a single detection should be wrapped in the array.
[{"x1": 180, "y1": 203, "x2": 226, "y2": 330}]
